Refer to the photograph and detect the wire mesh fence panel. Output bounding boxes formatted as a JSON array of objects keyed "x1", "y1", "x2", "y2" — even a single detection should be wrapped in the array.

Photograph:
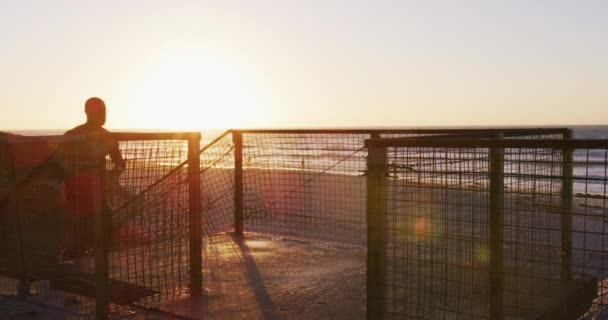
[
  {"x1": 570, "y1": 147, "x2": 608, "y2": 319},
  {"x1": 106, "y1": 131, "x2": 236, "y2": 316},
  {"x1": 367, "y1": 137, "x2": 605, "y2": 320},
  {"x1": 199, "y1": 131, "x2": 235, "y2": 236},
  {"x1": 501, "y1": 146, "x2": 566, "y2": 318},
  {"x1": 238, "y1": 131, "x2": 460, "y2": 247},
  {"x1": 237, "y1": 129, "x2": 562, "y2": 247},
  {"x1": 382, "y1": 146, "x2": 491, "y2": 319},
  {"x1": 225, "y1": 130, "x2": 572, "y2": 319},
  {"x1": 109, "y1": 138, "x2": 189, "y2": 208},
  {"x1": 0, "y1": 133, "x2": 202, "y2": 318},
  {"x1": 240, "y1": 132, "x2": 371, "y2": 246},
  {"x1": 501, "y1": 144, "x2": 603, "y2": 319},
  {"x1": 106, "y1": 136, "x2": 192, "y2": 314}
]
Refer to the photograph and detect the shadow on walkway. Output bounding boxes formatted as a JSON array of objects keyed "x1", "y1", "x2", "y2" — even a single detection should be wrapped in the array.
[{"x1": 230, "y1": 233, "x2": 278, "y2": 320}]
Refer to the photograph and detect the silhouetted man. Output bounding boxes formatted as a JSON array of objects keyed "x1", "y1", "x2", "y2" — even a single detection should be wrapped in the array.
[{"x1": 59, "y1": 97, "x2": 125, "y2": 262}]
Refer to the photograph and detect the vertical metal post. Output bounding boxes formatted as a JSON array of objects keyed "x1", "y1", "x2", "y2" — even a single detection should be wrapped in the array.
[
  {"x1": 188, "y1": 133, "x2": 202, "y2": 296},
  {"x1": 560, "y1": 129, "x2": 573, "y2": 281},
  {"x1": 6, "y1": 143, "x2": 30, "y2": 297},
  {"x1": 95, "y1": 139, "x2": 110, "y2": 320},
  {"x1": 489, "y1": 132, "x2": 504, "y2": 320},
  {"x1": 233, "y1": 131, "x2": 244, "y2": 236},
  {"x1": 366, "y1": 134, "x2": 387, "y2": 320}
]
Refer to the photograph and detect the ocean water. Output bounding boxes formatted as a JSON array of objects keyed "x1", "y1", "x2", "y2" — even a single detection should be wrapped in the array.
[
  {"x1": 571, "y1": 127, "x2": 608, "y2": 195},
  {"x1": 6, "y1": 126, "x2": 608, "y2": 196}
]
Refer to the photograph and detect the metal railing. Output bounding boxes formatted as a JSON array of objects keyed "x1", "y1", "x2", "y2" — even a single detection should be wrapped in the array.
[{"x1": 6, "y1": 127, "x2": 603, "y2": 320}]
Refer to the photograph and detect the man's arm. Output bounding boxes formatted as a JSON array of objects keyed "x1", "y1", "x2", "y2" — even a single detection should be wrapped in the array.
[
  {"x1": 108, "y1": 140, "x2": 125, "y2": 172},
  {"x1": 98, "y1": 128, "x2": 125, "y2": 172}
]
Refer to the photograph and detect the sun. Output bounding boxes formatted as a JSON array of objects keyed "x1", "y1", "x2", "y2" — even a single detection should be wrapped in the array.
[{"x1": 125, "y1": 47, "x2": 276, "y2": 130}]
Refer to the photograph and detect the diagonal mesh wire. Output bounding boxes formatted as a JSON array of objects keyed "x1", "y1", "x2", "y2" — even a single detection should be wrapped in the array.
[
  {"x1": 106, "y1": 138, "x2": 191, "y2": 312},
  {"x1": 104, "y1": 131, "x2": 236, "y2": 317},
  {"x1": 199, "y1": 132, "x2": 235, "y2": 237},
  {"x1": 241, "y1": 132, "x2": 370, "y2": 245}
]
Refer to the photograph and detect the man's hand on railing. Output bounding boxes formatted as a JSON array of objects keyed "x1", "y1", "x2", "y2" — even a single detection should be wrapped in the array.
[{"x1": 105, "y1": 167, "x2": 124, "y2": 194}]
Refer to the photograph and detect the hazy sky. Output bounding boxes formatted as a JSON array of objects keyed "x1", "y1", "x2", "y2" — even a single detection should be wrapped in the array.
[{"x1": 1, "y1": 0, "x2": 606, "y2": 130}]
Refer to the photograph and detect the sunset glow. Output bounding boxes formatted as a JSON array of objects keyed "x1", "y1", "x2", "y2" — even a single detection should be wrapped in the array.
[
  {"x1": 0, "y1": 1, "x2": 606, "y2": 130},
  {"x1": 121, "y1": 46, "x2": 277, "y2": 129}
]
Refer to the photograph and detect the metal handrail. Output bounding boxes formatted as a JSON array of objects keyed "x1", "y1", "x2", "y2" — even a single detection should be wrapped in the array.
[
  {"x1": 107, "y1": 129, "x2": 233, "y2": 215},
  {"x1": 234, "y1": 127, "x2": 568, "y2": 136},
  {"x1": 0, "y1": 131, "x2": 200, "y2": 143},
  {"x1": 365, "y1": 138, "x2": 608, "y2": 149}
]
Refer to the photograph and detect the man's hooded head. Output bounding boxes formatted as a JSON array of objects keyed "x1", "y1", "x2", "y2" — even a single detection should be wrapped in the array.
[{"x1": 85, "y1": 97, "x2": 106, "y2": 127}]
